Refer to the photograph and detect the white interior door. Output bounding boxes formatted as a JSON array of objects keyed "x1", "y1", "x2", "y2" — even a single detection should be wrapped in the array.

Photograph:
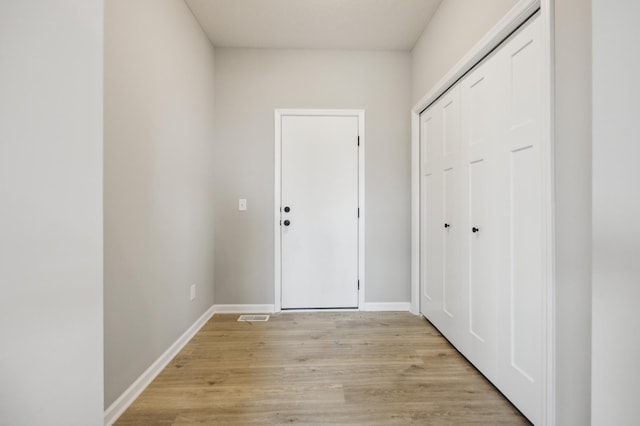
[{"x1": 280, "y1": 114, "x2": 359, "y2": 309}]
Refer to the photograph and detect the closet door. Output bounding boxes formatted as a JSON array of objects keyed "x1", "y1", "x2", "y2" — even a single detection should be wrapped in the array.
[
  {"x1": 494, "y1": 17, "x2": 545, "y2": 425},
  {"x1": 420, "y1": 100, "x2": 443, "y2": 322},
  {"x1": 419, "y1": 13, "x2": 547, "y2": 425},
  {"x1": 460, "y1": 54, "x2": 508, "y2": 378},
  {"x1": 420, "y1": 86, "x2": 464, "y2": 343}
]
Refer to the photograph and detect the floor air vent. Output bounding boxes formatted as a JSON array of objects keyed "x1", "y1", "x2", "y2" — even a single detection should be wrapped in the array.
[{"x1": 237, "y1": 314, "x2": 270, "y2": 322}]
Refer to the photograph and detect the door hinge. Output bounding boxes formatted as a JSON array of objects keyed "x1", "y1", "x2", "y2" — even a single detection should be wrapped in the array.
[
  {"x1": 357, "y1": 280, "x2": 360, "y2": 290},
  {"x1": 357, "y1": 208, "x2": 360, "y2": 218},
  {"x1": 357, "y1": 135, "x2": 360, "y2": 146}
]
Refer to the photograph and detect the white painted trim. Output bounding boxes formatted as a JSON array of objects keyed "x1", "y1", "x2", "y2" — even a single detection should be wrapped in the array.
[
  {"x1": 540, "y1": 1, "x2": 556, "y2": 425},
  {"x1": 411, "y1": 0, "x2": 541, "y2": 319},
  {"x1": 274, "y1": 109, "x2": 365, "y2": 312},
  {"x1": 103, "y1": 305, "x2": 215, "y2": 426},
  {"x1": 410, "y1": 111, "x2": 420, "y2": 316},
  {"x1": 213, "y1": 304, "x2": 276, "y2": 314},
  {"x1": 364, "y1": 302, "x2": 411, "y2": 312},
  {"x1": 274, "y1": 111, "x2": 282, "y2": 311},
  {"x1": 279, "y1": 309, "x2": 358, "y2": 313}
]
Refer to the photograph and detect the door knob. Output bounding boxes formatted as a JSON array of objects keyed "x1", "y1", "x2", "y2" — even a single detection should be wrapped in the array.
[
  {"x1": 283, "y1": 219, "x2": 291, "y2": 226},
  {"x1": 444, "y1": 223, "x2": 450, "y2": 228},
  {"x1": 284, "y1": 206, "x2": 291, "y2": 213},
  {"x1": 472, "y1": 227, "x2": 479, "y2": 233}
]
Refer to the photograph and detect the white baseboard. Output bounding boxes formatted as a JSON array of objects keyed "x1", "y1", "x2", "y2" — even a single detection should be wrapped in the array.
[
  {"x1": 103, "y1": 305, "x2": 215, "y2": 426},
  {"x1": 212, "y1": 304, "x2": 408, "y2": 313},
  {"x1": 364, "y1": 302, "x2": 411, "y2": 312},
  {"x1": 213, "y1": 304, "x2": 275, "y2": 314}
]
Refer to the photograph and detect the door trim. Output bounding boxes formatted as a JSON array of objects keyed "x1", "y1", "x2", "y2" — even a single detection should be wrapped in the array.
[{"x1": 274, "y1": 109, "x2": 365, "y2": 312}]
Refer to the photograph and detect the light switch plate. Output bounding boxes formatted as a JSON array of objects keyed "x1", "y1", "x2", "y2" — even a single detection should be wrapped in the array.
[{"x1": 239, "y1": 198, "x2": 247, "y2": 211}]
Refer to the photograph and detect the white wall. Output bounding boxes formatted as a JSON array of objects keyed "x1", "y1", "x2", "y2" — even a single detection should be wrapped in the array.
[
  {"x1": 554, "y1": 0, "x2": 592, "y2": 423},
  {"x1": 411, "y1": 0, "x2": 519, "y2": 103},
  {"x1": 0, "y1": 1, "x2": 104, "y2": 425},
  {"x1": 214, "y1": 48, "x2": 411, "y2": 305},
  {"x1": 104, "y1": 0, "x2": 216, "y2": 407},
  {"x1": 592, "y1": 1, "x2": 640, "y2": 424}
]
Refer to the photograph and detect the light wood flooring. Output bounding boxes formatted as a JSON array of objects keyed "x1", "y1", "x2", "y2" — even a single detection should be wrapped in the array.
[{"x1": 116, "y1": 312, "x2": 530, "y2": 425}]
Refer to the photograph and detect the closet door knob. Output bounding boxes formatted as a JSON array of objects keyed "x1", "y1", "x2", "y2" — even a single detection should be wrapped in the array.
[
  {"x1": 284, "y1": 206, "x2": 291, "y2": 213},
  {"x1": 283, "y1": 220, "x2": 291, "y2": 226},
  {"x1": 444, "y1": 223, "x2": 451, "y2": 228},
  {"x1": 472, "y1": 227, "x2": 479, "y2": 233}
]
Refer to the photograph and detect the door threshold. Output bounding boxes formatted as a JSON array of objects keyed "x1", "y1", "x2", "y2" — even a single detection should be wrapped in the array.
[{"x1": 280, "y1": 307, "x2": 359, "y2": 313}]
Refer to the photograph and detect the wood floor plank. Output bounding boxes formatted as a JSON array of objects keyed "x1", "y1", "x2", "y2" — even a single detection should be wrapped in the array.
[{"x1": 115, "y1": 312, "x2": 530, "y2": 425}]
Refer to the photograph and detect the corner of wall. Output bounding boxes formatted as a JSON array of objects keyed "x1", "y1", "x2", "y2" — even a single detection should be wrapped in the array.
[{"x1": 104, "y1": 0, "x2": 218, "y2": 409}]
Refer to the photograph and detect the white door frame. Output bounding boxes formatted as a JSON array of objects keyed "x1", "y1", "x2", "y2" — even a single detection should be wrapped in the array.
[
  {"x1": 410, "y1": 0, "x2": 556, "y2": 424},
  {"x1": 274, "y1": 109, "x2": 365, "y2": 312}
]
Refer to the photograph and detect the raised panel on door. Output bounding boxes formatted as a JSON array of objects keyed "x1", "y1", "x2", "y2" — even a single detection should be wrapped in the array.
[
  {"x1": 466, "y1": 156, "x2": 506, "y2": 375},
  {"x1": 510, "y1": 145, "x2": 542, "y2": 383},
  {"x1": 464, "y1": 58, "x2": 502, "y2": 148},
  {"x1": 468, "y1": 159, "x2": 491, "y2": 344},
  {"x1": 502, "y1": 141, "x2": 543, "y2": 424},
  {"x1": 442, "y1": 167, "x2": 456, "y2": 319},
  {"x1": 442, "y1": 87, "x2": 462, "y2": 158},
  {"x1": 496, "y1": 16, "x2": 544, "y2": 425},
  {"x1": 421, "y1": 171, "x2": 443, "y2": 316}
]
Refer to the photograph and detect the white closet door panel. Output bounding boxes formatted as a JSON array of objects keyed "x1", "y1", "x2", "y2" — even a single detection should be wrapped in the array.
[
  {"x1": 421, "y1": 86, "x2": 464, "y2": 340},
  {"x1": 498, "y1": 16, "x2": 544, "y2": 425},
  {"x1": 468, "y1": 159, "x2": 495, "y2": 344},
  {"x1": 464, "y1": 59, "x2": 499, "y2": 151},
  {"x1": 421, "y1": 103, "x2": 442, "y2": 177},
  {"x1": 509, "y1": 38, "x2": 540, "y2": 136},
  {"x1": 507, "y1": 34, "x2": 542, "y2": 154},
  {"x1": 421, "y1": 172, "x2": 442, "y2": 308},
  {"x1": 503, "y1": 144, "x2": 543, "y2": 424},
  {"x1": 420, "y1": 109, "x2": 442, "y2": 169},
  {"x1": 420, "y1": 103, "x2": 444, "y2": 320},
  {"x1": 443, "y1": 166, "x2": 460, "y2": 320},
  {"x1": 441, "y1": 86, "x2": 463, "y2": 327},
  {"x1": 467, "y1": 155, "x2": 508, "y2": 376},
  {"x1": 442, "y1": 87, "x2": 462, "y2": 158},
  {"x1": 461, "y1": 53, "x2": 505, "y2": 374},
  {"x1": 510, "y1": 146, "x2": 543, "y2": 381}
]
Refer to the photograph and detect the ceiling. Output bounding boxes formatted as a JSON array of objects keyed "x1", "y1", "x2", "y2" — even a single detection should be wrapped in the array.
[{"x1": 184, "y1": 0, "x2": 443, "y2": 50}]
